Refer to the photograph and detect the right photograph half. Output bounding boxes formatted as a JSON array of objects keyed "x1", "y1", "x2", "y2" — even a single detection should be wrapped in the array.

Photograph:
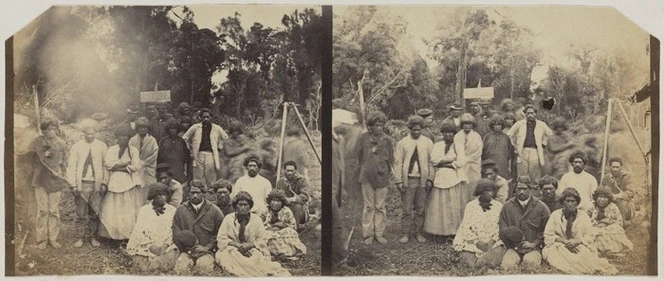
[{"x1": 330, "y1": 5, "x2": 658, "y2": 276}]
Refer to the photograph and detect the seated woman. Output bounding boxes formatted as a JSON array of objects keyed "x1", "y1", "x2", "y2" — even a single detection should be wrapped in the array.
[
  {"x1": 587, "y1": 187, "x2": 633, "y2": 257},
  {"x1": 453, "y1": 179, "x2": 506, "y2": 267},
  {"x1": 543, "y1": 188, "x2": 618, "y2": 275},
  {"x1": 126, "y1": 183, "x2": 179, "y2": 273},
  {"x1": 264, "y1": 190, "x2": 307, "y2": 261},
  {"x1": 215, "y1": 192, "x2": 291, "y2": 277}
]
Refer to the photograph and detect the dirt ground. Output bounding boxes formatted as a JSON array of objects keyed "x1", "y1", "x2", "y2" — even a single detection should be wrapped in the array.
[{"x1": 10, "y1": 131, "x2": 323, "y2": 277}]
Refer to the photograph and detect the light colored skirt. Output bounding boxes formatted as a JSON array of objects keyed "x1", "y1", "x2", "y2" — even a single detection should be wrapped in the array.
[
  {"x1": 423, "y1": 182, "x2": 472, "y2": 236},
  {"x1": 266, "y1": 227, "x2": 307, "y2": 258},
  {"x1": 594, "y1": 224, "x2": 633, "y2": 255},
  {"x1": 215, "y1": 248, "x2": 291, "y2": 277},
  {"x1": 99, "y1": 187, "x2": 147, "y2": 240},
  {"x1": 543, "y1": 243, "x2": 618, "y2": 275}
]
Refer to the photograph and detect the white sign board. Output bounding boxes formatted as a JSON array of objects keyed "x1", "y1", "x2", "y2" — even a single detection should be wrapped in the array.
[
  {"x1": 464, "y1": 87, "x2": 494, "y2": 99},
  {"x1": 140, "y1": 90, "x2": 171, "y2": 103}
]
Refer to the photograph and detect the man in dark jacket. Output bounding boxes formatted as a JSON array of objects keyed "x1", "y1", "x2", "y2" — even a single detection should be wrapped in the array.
[
  {"x1": 172, "y1": 184, "x2": 224, "y2": 275},
  {"x1": 498, "y1": 176, "x2": 551, "y2": 269}
]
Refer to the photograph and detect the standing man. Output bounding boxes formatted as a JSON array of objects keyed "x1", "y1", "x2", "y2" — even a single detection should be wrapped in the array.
[
  {"x1": 172, "y1": 183, "x2": 224, "y2": 275},
  {"x1": 158, "y1": 118, "x2": 190, "y2": 184},
  {"x1": 275, "y1": 160, "x2": 312, "y2": 232},
  {"x1": 417, "y1": 108, "x2": 440, "y2": 143},
  {"x1": 232, "y1": 154, "x2": 273, "y2": 218},
  {"x1": 394, "y1": 115, "x2": 434, "y2": 244},
  {"x1": 469, "y1": 101, "x2": 489, "y2": 138},
  {"x1": 182, "y1": 108, "x2": 229, "y2": 188},
  {"x1": 283, "y1": 127, "x2": 313, "y2": 181},
  {"x1": 129, "y1": 117, "x2": 159, "y2": 187},
  {"x1": 26, "y1": 117, "x2": 69, "y2": 249},
  {"x1": 498, "y1": 175, "x2": 551, "y2": 269},
  {"x1": 600, "y1": 157, "x2": 635, "y2": 225},
  {"x1": 505, "y1": 104, "x2": 553, "y2": 181},
  {"x1": 67, "y1": 125, "x2": 109, "y2": 248},
  {"x1": 442, "y1": 102, "x2": 463, "y2": 132},
  {"x1": 117, "y1": 105, "x2": 140, "y2": 136},
  {"x1": 355, "y1": 111, "x2": 394, "y2": 245},
  {"x1": 558, "y1": 151, "x2": 598, "y2": 212}
]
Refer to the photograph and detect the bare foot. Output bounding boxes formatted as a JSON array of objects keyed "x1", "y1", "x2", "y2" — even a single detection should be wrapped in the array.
[
  {"x1": 399, "y1": 235, "x2": 409, "y2": 244},
  {"x1": 363, "y1": 237, "x2": 374, "y2": 245},
  {"x1": 415, "y1": 233, "x2": 427, "y2": 243},
  {"x1": 49, "y1": 240, "x2": 62, "y2": 249},
  {"x1": 376, "y1": 236, "x2": 388, "y2": 244},
  {"x1": 73, "y1": 239, "x2": 84, "y2": 248},
  {"x1": 90, "y1": 238, "x2": 101, "y2": 248}
]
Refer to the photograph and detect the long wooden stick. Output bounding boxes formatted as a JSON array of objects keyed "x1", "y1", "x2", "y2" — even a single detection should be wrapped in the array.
[
  {"x1": 616, "y1": 101, "x2": 647, "y2": 161},
  {"x1": 600, "y1": 99, "x2": 613, "y2": 182},
  {"x1": 275, "y1": 103, "x2": 289, "y2": 184},
  {"x1": 33, "y1": 86, "x2": 42, "y2": 135},
  {"x1": 292, "y1": 104, "x2": 322, "y2": 165}
]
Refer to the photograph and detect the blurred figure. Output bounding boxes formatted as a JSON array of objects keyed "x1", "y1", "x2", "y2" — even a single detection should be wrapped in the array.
[
  {"x1": 417, "y1": 108, "x2": 441, "y2": 143},
  {"x1": 545, "y1": 118, "x2": 575, "y2": 178},
  {"x1": 221, "y1": 120, "x2": 251, "y2": 183},
  {"x1": 283, "y1": 127, "x2": 313, "y2": 181}
]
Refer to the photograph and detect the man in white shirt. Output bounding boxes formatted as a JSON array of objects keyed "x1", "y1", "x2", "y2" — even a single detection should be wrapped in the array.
[
  {"x1": 557, "y1": 151, "x2": 598, "y2": 211},
  {"x1": 67, "y1": 125, "x2": 109, "y2": 248},
  {"x1": 232, "y1": 154, "x2": 272, "y2": 219}
]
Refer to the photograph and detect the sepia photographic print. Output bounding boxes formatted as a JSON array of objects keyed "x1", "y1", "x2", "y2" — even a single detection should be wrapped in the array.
[
  {"x1": 6, "y1": 5, "x2": 324, "y2": 276},
  {"x1": 331, "y1": 5, "x2": 658, "y2": 276}
]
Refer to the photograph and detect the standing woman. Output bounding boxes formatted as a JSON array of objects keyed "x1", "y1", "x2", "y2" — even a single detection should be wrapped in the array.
[
  {"x1": 454, "y1": 113, "x2": 483, "y2": 206},
  {"x1": 130, "y1": 117, "x2": 159, "y2": 207},
  {"x1": 424, "y1": 121, "x2": 467, "y2": 237},
  {"x1": 157, "y1": 118, "x2": 190, "y2": 184},
  {"x1": 99, "y1": 127, "x2": 143, "y2": 242},
  {"x1": 27, "y1": 117, "x2": 69, "y2": 249}
]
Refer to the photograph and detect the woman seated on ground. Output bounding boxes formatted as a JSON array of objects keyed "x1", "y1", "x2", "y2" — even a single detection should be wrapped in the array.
[
  {"x1": 452, "y1": 179, "x2": 506, "y2": 267},
  {"x1": 587, "y1": 187, "x2": 633, "y2": 257},
  {"x1": 126, "y1": 183, "x2": 179, "y2": 273},
  {"x1": 542, "y1": 188, "x2": 618, "y2": 275},
  {"x1": 215, "y1": 191, "x2": 291, "y2": 277},
  {"x1": 264, "y1": 190, "x2": 307, "y2": 261}
]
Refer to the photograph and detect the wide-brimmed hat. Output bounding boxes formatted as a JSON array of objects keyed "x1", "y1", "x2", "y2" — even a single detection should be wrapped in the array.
[
  {"x1": 449, "y1": 103, "x2": 463, "y2": 110},
  {"x1": 127, "y1": 105, "x2": 139, "y2": 114},
  {"x1": 91, "y1": 112, "x2": 107, "y2": 121},
  {"x1": 416, "y1": 108, "x2": 433, "y2": 118}
]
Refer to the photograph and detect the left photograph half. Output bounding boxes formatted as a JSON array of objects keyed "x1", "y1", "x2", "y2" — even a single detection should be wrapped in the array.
[{"x1": 6, "y1": 5, "x2": 324, "y2": 276}]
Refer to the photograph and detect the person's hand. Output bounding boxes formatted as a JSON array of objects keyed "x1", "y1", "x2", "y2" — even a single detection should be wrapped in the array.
[
  {"x1": 396, "y1": 183, "x2": 404, "y2": 193},
  {"x1": 476, "y1": 241, "x2": 490, "y2": 252},
  {"x1": 425, "y1": 180, "x2": 433, "y2": 193},
  {"x1": 71, "y1": 187, "x2": 80, "y2": 197},
  {"x1": 238, "y1": 242, "x2": 255, "y2": 254},
  {"x1": 520, "y1": 241, "x2": 537, "y2": 250}
]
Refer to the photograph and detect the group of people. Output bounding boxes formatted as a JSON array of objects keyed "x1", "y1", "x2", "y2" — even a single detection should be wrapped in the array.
[
  {"x1": 353, "y1": 98, "x2": 635, "y2": 275},
  {"x1": 24, "y1": 101, "x2": 315, "y2": 276}
]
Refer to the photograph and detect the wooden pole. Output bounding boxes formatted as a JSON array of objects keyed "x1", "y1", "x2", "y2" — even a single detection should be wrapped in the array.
[
  {"x1": 358, "y1": 70, "x2": 368, "y2": 131},
  {"x1": 275, "y1": 102, "x2": 289, "y2": 184},
  {"x1": 33, "y1": 85, "x2": 42, "y2": 135},
  {"x1": 292, "y1": 104, "x2": 322, "y2": 165},
  {"x1": 616, "y1": 101, "x2": 647, "y2": 162},
  {"x1": 600, "y1": 99, "x2": 613, "y2": 182}
]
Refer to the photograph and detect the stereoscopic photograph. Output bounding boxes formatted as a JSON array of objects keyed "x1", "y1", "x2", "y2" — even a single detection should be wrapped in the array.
[
  {"x1": 331, "y1": 5, "x2": 657, "y2": 276},
  {"x1": 7, "y1": 5, "x2": 323, "y2": 276}
]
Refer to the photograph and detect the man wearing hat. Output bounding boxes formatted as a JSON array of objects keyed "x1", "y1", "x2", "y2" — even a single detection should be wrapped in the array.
[
  {"x1": 172, "y1": 180, "x2": 224, "y2": 275},
  {"x1": 442, "y1": 102, "x2": 463, "y2": 132},
  {"x1": 416, "y1": 108, "x2": 441, "y2": 143},
  {"x1": 469, "y1": 101, "x2": 490, "y2": 138},
  {"x1": 117, "y1": 105, "x2": 140, "y2": 136},
  {"x1": 498, "y1": 175, "x2": 550, "y2": 269}
]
